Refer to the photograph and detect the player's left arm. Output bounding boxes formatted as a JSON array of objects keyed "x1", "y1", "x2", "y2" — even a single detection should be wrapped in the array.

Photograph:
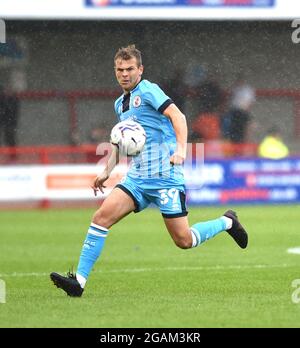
[{"x1": 163, "y1": 103, "x2": 187, "y2": 165}]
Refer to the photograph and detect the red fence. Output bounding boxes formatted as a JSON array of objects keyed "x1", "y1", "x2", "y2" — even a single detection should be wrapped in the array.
[
  {"x1": 0, "y1": 144, "x2": 98, "y2": 164},
  {"x1": 2, "y1": 87, "x2": 300, "y2": 164},
  {"x1": 0, "y1": 143, "x2": 258, "y2": 165},
  {"x1": 16, "y1": 88, "x2": 300, "y2": 140}
]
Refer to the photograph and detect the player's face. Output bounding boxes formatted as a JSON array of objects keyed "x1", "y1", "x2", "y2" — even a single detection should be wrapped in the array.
[{"x1": 114, "y1": 58, "x2": 144, "y2": 92}]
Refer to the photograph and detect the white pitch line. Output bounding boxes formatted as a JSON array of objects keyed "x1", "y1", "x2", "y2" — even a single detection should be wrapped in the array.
[
  {"x1": 0, "y1": 263, "x2": 291, "y2": 278},
  {"x1": 287, "y1": 247, "x2": 300, "y2": 255}
]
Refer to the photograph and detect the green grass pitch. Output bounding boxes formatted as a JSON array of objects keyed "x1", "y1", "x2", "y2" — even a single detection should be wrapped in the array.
[{"x1": 0, "y1": 205, "x2": 300, "y2": 328}]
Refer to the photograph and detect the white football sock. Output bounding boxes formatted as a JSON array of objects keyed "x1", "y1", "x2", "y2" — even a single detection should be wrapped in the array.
[
  {"x1": 76, "y1": 273, "x2": 87, "y2": 289},
  {"x1": 190, "y1": 228, "x2": 198, "y2": 248},
  {"x1": 221, "y1": 216, "x2": 233, "y2": 230}
]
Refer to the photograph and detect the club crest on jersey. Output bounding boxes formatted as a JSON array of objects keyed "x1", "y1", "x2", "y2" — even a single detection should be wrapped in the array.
[{"x1": 133, "y1": 96, "x2": 141, "y2": 108}]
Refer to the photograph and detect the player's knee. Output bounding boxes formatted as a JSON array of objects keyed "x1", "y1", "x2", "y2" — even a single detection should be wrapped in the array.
[
  {"x1": 92, "y1": 209, "x2": 111, "y2": 229},
  {"x1": 174, "y1": 237, "x2": 192, "y2": 249}
]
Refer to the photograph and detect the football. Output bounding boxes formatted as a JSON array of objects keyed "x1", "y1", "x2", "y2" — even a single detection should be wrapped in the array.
[{"x1": 110, "y1": 120, "x2": 146, "y2": 156}]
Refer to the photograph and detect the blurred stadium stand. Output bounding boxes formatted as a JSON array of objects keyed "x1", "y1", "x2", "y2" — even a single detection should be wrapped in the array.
[
  {"x1": 1, "y1": 21, "x2": 299, "y2": 150},
  {"x1": 1, "y1": 20, "x2": 299, "y2": 209},
  {"x1": 1, "y1": 87, "x2": 299, "y2": 164}
]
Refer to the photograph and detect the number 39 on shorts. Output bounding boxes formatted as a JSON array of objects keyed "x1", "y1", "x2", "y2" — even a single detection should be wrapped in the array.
[{"x1": 158, "y1": 188, "x2": 179, "y2": 205}]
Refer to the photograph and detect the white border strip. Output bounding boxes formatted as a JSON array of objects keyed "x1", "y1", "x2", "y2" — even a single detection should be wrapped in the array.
[{"x1": 0, "y1": 0, "x2": 299, "y2": 20}]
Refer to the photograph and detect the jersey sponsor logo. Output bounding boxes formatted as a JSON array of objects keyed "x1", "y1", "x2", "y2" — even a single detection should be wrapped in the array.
[{"x1": 133, "y1": 95, "x2": 141, "y2": 108}]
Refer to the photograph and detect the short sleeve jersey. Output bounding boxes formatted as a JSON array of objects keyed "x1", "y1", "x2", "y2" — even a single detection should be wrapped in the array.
[{"x1": 114, "y1": 79, "x2": 184, "y2": 187}]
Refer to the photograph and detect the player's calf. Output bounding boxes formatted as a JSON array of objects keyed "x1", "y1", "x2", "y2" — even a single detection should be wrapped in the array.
[{"x1": 172, "y1": 235, "x2": 193, "y2": 249}]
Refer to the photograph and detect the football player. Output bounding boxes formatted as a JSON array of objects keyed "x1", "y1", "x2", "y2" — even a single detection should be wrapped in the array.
[{"x1": 50, "y1": 45, "x2": 248, "y2": 297}]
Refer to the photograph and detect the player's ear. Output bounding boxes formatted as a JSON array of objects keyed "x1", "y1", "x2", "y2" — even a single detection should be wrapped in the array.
[{"x1": 139, "y1": 65, "x2": 144, "y2": 75}]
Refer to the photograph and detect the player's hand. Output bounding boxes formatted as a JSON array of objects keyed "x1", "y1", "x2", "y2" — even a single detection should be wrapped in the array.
[
  {"x1": 91, "y1": 173, "x2": 109, "y2": 196},
  {"x1": 170, "y1": 152, "x2": 185, "y2": 166}
]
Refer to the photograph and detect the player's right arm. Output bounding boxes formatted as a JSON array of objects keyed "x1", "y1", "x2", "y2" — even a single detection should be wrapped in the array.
[{"x1": 92, "y1": 144, "x2": 119, "y2": 196}]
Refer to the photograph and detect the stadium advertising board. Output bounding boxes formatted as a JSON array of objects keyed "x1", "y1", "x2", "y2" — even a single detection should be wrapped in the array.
[
  {"x1": 0, "y1": 158, "x2": 299, "y2": 205},
  {"x1": 187, "y1": 158, "x2": 300, "y2": 205},
  {"x1": 85, "y1": 0, "x2": 275, "y2": 7},
  {"x1": 0, "y1": 0, "x2": 299, "y2": 20}
]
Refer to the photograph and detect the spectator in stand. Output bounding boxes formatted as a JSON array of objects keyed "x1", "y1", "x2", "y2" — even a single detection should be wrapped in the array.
[
  {"x1": 0, "y1": 85, "x2": 5, "y2": 125},
  {"x1": 190, "y1": 71, "x2": 224, "y2": 143},
  {"x1": 197, "y1": 72, "x2": 223, "y2": 115},
  {"x1": 0, "y1": 84, "x2": 20, "y2": 161},
  {"x1": 258, "y1": 126, "x2": 289, "y2": 159},
  {"x1": 163, "y1": 68, "x2": 186, "y2": 113},
  {"x1": 221, "y1": 74, "x2": 255, "y2": 144},
  {"x1": 88, "y1": 125, "x2": 109, "y2": 144},
  {"x1": 85, "y1": 125, "x2": 110, "y2": 163}
]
